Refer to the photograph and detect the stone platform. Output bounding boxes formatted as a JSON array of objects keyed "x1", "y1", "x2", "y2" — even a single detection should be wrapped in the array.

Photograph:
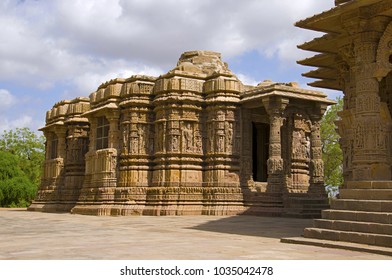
[
  {"x1": 285, "y1": 182, "x2": 392, "y2": 251},
  {"x1": 0, "y1": 209, "x2": 390, "y2": 260}
]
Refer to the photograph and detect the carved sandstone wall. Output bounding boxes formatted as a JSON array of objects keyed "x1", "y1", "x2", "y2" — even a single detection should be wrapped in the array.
[{"x1": 29, "y1": 50, "x2": 334, "y2": 217}]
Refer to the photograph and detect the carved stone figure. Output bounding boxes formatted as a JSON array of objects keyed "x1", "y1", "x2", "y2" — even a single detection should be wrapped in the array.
[
  {"x1": 182, "y1": 123, "x2": 193, "y2": 152},
  {"x1": 226, "y1": 122, "x2": 233, "y2": 152},
  {"x1": 195, "y1": 134, "x2": 202, "y2": 153},
  {"x1": 217, "y1": 133, "x2": 225, "y2": 152},
  {"x1": 156, "y1": 123, "x2": 164, "y2": 152},
  {"x1": 122, "y1": 124, "x2": 129, "y2": 153},
  {"x1": 207, "y1": 123, "x2": 213, "y2": 152},
  {"x1": 138, "y1": 125, "x2": 145, "y2": 153}
]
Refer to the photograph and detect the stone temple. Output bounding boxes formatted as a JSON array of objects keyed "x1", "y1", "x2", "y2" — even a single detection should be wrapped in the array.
[
  {"x1": 28, "y1": 50, "x2": 334, "y2": 217},
  {"x1": 287, "y1": 0, "x2": 392, "y2": 248}
]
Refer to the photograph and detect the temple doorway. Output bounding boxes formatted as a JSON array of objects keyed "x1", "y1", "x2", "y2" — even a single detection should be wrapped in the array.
[{"x1": 252, "y1": 122, "x2": 270, "y2": 182}]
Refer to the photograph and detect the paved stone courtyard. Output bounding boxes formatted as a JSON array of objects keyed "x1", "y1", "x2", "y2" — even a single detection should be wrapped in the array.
[{"x1": 0, "y1": 209, "x2": 390, "y2": 260}]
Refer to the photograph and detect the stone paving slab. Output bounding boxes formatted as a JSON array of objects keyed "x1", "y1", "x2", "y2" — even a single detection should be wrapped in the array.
[{"x1": 0, "y1": 209, "x2": 391, "y2": 260}]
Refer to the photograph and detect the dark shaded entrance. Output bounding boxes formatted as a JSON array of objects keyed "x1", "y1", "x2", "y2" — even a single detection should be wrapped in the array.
[{"x1": 252, "y1": 122, "x2": 270, "y2": 182}]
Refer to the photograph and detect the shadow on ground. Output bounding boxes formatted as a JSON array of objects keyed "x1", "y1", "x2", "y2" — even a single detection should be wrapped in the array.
[{"x1": 188, "y1": 215, "x2": 313, "y2": 239}]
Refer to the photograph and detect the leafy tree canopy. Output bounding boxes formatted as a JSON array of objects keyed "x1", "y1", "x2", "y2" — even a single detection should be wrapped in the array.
[
  {"x1": 0, "y1": 128, "x2": 45, "y2": 207},
  {"x1": 0, "y1": 127, "x2": 45, "y2": 186},
  {"x1": 320, "y1": 97, "x2": 343, "y2": 196},
  {"x1": 0, "y1": 150, "x2": 36, "y2": 207}
]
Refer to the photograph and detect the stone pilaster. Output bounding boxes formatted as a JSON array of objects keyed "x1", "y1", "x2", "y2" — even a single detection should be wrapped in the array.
[
  {"x1": 308, "y1": 115, "x2": 325, "y2": 196},
  {"x1": 352, "y1": 30, "x2": 391, "y2": 180},
  {"x1": 240, "y1": 108, "x2": 253, "y2": 186},
  {"x1": 55, "y1": 128, "x2": 67, "y2": 159},
  {"x1": 113, "y1": 77, "x2": 155, "y2": 215},
  {"x1": 336, "y1": 58, "x2": 355, "y2": 183},
  {"x1": 149, "y1": 74, "x2": 205, "y2": 215},
  {"x1": 262, "y1": 97, "x2": 288, "y2": 193},
  {"x1": 204, "y1": 77, "x2": 241, "y2": 186}
]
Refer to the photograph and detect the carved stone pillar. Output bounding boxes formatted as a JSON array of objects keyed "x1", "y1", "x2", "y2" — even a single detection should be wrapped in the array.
[
  {"x1": 114, "y1": 76, "x2": 155, "y2": 215},
  {"x1": 240, "y1": 108, "x2": 253, "y2": 186},
  {"x1": 55, "y1": 128, "x2": 67, "y2": 160},
  {"x1": 263, "y1": 97, "x2": 288, "y2": 193},
  {"x1": 352, "y1": 31, "x2": 391, "y2": 180},
  {"x1": 107, "y1": 113, "x2": 120, "y2": 150},
  {"x1": 309, "y1": 115, "x2": 325, "y2": 196},
  {"x1": 336, "y1": 59, "x2": 355, "y2": 183},
  {"x1": 62, "y1": 124, "x2": 89, "y2": 204},
  {"x1": 150, "y1": 75, "x2": 205, "y2": 215},
  {"x1": 204, "y1": 77, "x2": 241, "y2": 187}
]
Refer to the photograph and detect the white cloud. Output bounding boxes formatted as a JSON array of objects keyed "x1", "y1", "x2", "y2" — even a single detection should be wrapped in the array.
[
  {"x1": 0, "y1": 0, "x2": 335, "y2": 92},
  {"x1": 0, "y1": 89, "x2": 15, "y2": 109},
  {"x1": 0, "y1": 0, "x2": 337, "y2": 132},
  {"x1": 0, "y1": 115, "x2": 34, "y2": 133},
  {"x1": 0, "y1": 88, "x2": 39, "y2": 132},
  {"x1": 236, "y1": 73, "x2": 258, "y2": 86}
]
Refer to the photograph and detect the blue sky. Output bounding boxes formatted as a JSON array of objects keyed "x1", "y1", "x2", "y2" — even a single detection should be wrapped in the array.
[{"x1": 0, "y1": 0, "x2": 340, "y2": 134}]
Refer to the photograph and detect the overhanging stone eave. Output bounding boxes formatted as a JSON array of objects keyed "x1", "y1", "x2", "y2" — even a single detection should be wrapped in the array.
[
  {"x1": 295, "y1": 0, "x2": 381, "y2": 33},
  {"x1": 81, "y1": 103, "x2": 119, "y2": 117},
  {"x1": 242, "y1": 83, "x2": 325, "y2": 97},
  {"x1": 295, "y1": 4, "x2": 345, "y2": 33},
  {"x1": 39, "y1": 121, "x2": 65, "y2": 132},
  {"x1": 297, "y1": 53, "x2": 337, "y2": 68},
  {"x1": 302, "y1": 67, "x2": 339, "y2": 80},
  {"x1": 64, "y1": 117, "x2": 90, "y2": 124},
  {"x1": 240, "y1": 89, "x2": 334, "y2": 108},
  {"x1": 307, "y1": 79, "x2": 343, "y2": 91},
  {"x1": 298, "y1": 34, "x2": 341, "y2": 54}
]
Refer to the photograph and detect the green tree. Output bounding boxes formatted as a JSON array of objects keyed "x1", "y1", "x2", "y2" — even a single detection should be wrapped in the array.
[
  {"x1": 0, "y1": 127, "x2": 45, "y2": 186},
  {"x1": 0, "y1": 127, "x2": 45, "y2": 207},
  {"x1": 0, "y1": 150, "x2": 36, "y2": 207},
  {"x1": 321, "y1": 97, "x2": 343, "y2": 197}
]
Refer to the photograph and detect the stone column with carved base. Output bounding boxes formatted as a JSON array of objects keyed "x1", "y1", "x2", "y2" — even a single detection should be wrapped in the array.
[
  {"x1": 204, "y1": 76, "x2": 243, "y2": 215},
  {"x1": 308, "y1": 107, "x2": 327, "y2": 197},
  {"x1": 148, "y1": 73, "x2": 205, "y2": 215},
  {"x1": 262, "y1": 97, "x2": 288, "y2": 193},
  {"x1": 112, "y1": 76, "x2": 156, "y2": 216},
  {"x1": 351, "y1": 31, "x2": 391, "y2": 181}
]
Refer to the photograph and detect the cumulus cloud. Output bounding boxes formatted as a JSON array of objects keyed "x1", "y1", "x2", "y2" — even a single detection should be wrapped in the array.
[
  {"x1": 236, "y1": 73, "x2": 258, "y2": 86},
  {"x1": 71, "y1": 61, "x2": 163, "y2": 96},
  {"x1": 0, "y1": 89, "x2": 15, "y2": 109},
  {"x1": 0, "y1": 0, "x2": 334, "y2": 92},
  {"x1": 0, "y1": 0, "x2": 337, "y2": 131},
  {"x1": 0, "y1": 89, "x2": 34, "y2": 132},
  {"x1": 0, "y1": 115, "x2": 35, "y2": 133}
]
